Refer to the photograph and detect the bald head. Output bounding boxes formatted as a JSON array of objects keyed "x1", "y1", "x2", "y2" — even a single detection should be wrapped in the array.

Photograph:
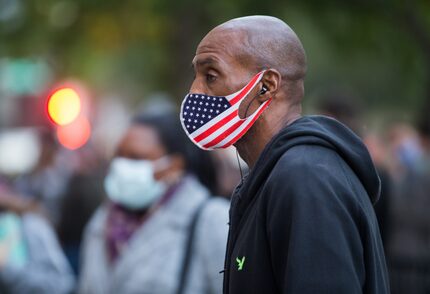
[
  {"x1": 189, "y1": 16, "x2": 306, "y2": 166},
  {"x1": 204, "y1": 16, "x2": 306, "y2": 83}
]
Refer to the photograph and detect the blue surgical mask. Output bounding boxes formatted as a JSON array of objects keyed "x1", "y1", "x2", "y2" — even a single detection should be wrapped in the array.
[{"x1": 104, "y1": 157, "x2": 168, "y2": 210}]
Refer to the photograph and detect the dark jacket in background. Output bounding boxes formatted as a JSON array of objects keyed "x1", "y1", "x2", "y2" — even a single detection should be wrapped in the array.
[{"x1": 223, "y1": 115, "x2": 389, "y2": 294}]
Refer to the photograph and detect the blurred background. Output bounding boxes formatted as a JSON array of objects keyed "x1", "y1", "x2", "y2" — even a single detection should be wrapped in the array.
[{"x1": 0, "y1": 0, "x2": 430, "y2": 293}]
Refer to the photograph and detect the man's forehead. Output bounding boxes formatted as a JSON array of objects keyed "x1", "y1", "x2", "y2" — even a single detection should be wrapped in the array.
[{"x1": 193, "y1": 28, "x2": 249, "y2": 67}]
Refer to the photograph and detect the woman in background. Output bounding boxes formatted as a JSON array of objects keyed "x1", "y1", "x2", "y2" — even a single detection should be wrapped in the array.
[{"x1": 78, "y1": 110, "x2": 229, "y2": 294}]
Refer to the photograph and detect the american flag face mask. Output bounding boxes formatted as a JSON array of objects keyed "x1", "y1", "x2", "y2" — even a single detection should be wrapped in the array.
[{"x1": 180, "y1": 71, "x2": 272, "y2": 150}]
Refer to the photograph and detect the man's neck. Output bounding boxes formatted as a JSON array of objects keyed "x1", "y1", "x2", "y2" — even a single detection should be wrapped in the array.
[{"x1": 235, "y1": 112, "x2": 301, "y2": 169}]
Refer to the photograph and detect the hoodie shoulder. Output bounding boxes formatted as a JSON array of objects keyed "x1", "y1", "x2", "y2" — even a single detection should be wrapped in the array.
[
  {"x1": 276, "y1": 142, "x2": 351, "y2": 178},
  {"x1": 255, "y1": 116, "x2": 380, "y2": 203},
  {"x1": 267, "y1": 143, "x2": 363, "y2": 206}
]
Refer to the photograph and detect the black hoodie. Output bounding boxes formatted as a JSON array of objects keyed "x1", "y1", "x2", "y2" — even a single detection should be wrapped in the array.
[{"x1": 223, "y1": 116, "x2": 389, "y2": 294}]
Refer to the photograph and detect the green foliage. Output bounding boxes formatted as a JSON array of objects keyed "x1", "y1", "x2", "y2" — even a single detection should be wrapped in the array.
[{"x1": 0, "y1": 0, "x2": 428, "y2": 116}]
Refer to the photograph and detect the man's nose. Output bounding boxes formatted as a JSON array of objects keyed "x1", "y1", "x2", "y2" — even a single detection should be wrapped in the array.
[{"x1": 189, "y1": 78, "x2": 206, "y2": 94}]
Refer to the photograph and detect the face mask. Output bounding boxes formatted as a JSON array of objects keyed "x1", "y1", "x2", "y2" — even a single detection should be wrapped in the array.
[
  {"x1": 180, "y1": 71, "x2": 272, "y2": 150},
  {"x1": 104, "y1": 157, "x2": 167, "y2": 210}
]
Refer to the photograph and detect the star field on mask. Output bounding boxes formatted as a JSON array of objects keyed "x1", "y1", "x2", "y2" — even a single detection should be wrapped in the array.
[{"x1": 182, "y1": 94, "x2": 230, "y2": 134}]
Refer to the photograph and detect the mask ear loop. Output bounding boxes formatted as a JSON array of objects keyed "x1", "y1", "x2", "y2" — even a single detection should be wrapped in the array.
[
  {"x1": 235, "y1": 85, "x2": 265, "y2": 185},
  {"x1": 243, "y1": 89, "x2": 263, "y2": 119}
]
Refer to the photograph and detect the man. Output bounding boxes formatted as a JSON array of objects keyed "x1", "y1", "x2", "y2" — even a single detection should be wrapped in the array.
[{"x1": 180, "y1": 15, "x2": 389, "y2": 293}]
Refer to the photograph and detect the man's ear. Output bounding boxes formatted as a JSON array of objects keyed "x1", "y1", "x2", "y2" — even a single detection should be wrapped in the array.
[{"x1": 257, "y1": 69, "x2": 281, "y2": 102}]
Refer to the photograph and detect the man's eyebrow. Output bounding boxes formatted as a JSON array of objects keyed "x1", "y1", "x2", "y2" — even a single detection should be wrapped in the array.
[{"x1": 192, "y1": 57, "x2": 217, "y2": 68}]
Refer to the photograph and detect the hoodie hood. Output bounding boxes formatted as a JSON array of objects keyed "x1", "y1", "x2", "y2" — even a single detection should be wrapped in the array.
[{"x1": 240, "y1": 115, "x2": 381, "y2": 204}]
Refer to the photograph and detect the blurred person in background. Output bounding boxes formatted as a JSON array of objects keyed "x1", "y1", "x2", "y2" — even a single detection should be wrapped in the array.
[
  {"x1": 316, "y1": 92, "x2": 392, "y2": 247},
  {"x1": 316, "y1": 91, "x2": 364, "y2": 135},
  {"x1": 13, "y1": 129, "x2": 73, "y2": 225},
  {"x1": 387, "y1": 115, "x2": 430, "y2": 294},
  {"x1": 1, "y1": 126, "x2": 102, "y2": 276},
  {"x1": 0, "y1": 179, "x2": 75, "y2": 294},
  {"x1": 56, "y1": 145, "x2": 107, "y2": 275},
  {"x1": 363, "y1": 133, "x2": 392, "y2": 248},
  {"x1": 386, "y1": 123, "x2": 423, "y2": 181},
  {"x1": 417, "y1": 116, "x2": 430, "y2": 175},
  {"x1": 78, "y1": 110, "x2": 229, "y2": 294}
]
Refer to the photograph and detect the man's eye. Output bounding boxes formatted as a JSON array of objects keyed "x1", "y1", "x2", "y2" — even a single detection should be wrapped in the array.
[{"x1": 206, "y1": 74, "x2": 217, "y2": 83}]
